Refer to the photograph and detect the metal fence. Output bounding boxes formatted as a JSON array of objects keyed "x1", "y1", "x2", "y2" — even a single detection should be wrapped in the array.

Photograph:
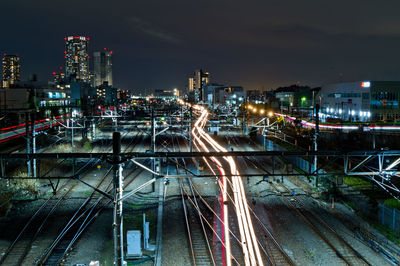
[{"x1": 379, "y1": 203, "x2": 400, "y2": 234}]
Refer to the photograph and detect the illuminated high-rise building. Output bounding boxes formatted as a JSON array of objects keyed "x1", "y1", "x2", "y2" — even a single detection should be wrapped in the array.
[
  {"x1": 194, "y1": 69, "x2": 210, "y2": 102},
  {"x1": 93, "y1": 48, "x2": 113, "y2": 87},
  {"x1": 195, "y1": 69, "x2": 210, "y2": 90},
  {"x1": 188, "y1": 77, "x2": 195, "y2": 91},
  {"x1": 2, "y1": 54, "x2": 20, "y2": 88},
  {"x1": 65, "y1": 36, "x2": 90, "y2": 82}
]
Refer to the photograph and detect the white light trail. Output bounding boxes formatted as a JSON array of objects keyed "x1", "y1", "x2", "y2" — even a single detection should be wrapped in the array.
[{"x1": 190, "y1": 104, "x2": 263, "y2": 266}]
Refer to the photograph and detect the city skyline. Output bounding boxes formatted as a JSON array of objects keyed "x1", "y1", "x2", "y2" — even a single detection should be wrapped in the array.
[{"x1": 2, "y1": 0, "x2": 400, "y2": 91}]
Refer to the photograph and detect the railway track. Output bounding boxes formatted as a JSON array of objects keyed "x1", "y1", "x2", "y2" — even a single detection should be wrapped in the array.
[
  {"x1": 245, "y1": 154, "x2": 371, "y2": 265},
  {"x1": 247, "y1": 155, "x2": 374, "y2": 265},
  {"x1": 271, "y1": 181, "x2": 371, "y2": 266},
  {"x1": 174, "y1": 135, "x2": 215, "y2": 266},
  {"x1": 37, "y1": 130, "x2": 146, "y2": 265},
  {"x1": 247, "y1": 203, "x2": 295, "y2": 266},
  {"x1": 0, "y1": 158, "x2": 97, "y2": 265},
  {"x1": 180, "y1": 180, "x2": 215, "y2": 266},
  {"x1": 226, "y1": 134, "x2": 295, "y2": 265},
  {"x1": 37, "y1": 165, "x2": 114, "y2": 265},
  {"x1": 0, "y1": 128, "x2": 145, "y2": 265}
]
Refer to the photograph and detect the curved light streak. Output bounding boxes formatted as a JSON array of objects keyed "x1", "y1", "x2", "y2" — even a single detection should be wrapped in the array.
[{"x1": 190, "y1": 104, "x2": 263, "y2": 266}]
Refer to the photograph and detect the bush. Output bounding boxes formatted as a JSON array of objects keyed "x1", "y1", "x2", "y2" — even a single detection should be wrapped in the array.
[{"x1": 384, "y1": 198, "x2": 400, "y2": 210}]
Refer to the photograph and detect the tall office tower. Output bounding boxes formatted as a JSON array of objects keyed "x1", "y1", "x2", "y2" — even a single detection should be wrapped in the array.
[
  {"x1": 65, "y1": 36, "x2": 90, "y2": 82},
  {"x1": 194, "y1": 69, "x2": 210, "y2": 101},
  {"x1": 2, "y1": 54, "x2": 21, "y2": 88},
  {"x1": 188, "y1": 77, "x2": 195, "y2": 91},
  {"x1": 93, "y1": 48, "x2": 113, "y2": 87}
]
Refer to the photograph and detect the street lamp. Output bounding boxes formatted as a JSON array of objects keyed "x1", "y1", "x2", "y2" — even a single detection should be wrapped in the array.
[{"x1": 260, "y1": 109, "x2": 265, "y2": 115}]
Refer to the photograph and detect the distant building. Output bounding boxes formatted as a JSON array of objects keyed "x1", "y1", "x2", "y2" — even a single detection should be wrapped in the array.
[
  {"x1": 318, "y1": 81, "x2": 400, "y2": 122},
  {"x1": 263, "y1": 91, "x2": 280, "y2": 111},
  {"x1": 246, "y1": 90, "x2": 263, "y2": 102},
  {"x1": 0, "y1": 83, "x2": 70, "y2": 110},
  {"x1": 188, "y1": 77, "x2": 195, "y2": 91},
  {"x1": 186, "y1": 69, "x2": 210, "y2": 102},
  {"x1": 195, "y1": 69, "x2": 210, "y2": 90},
  {"x1": 52, "y1": 67, "x2": 65, "y2": 83},
  {"x1": 195, "y1": 69, "x2": 210, "y2": 101},
  {"x1": 213, "y1": 86, "x2": 245, "y2": 107},
  {"x1": 65, "y1": 36, "x2": 90, "y2": 83},
  {"x1": 274, "y1": 85, "x2": 313, "y2": 111},
  {"x1": 93, "y1": 49, "x2": 113, "y2": 87},
  {"x1": 202, "y1": 83, "x2": 223, "y2": 103},
  {"x1": 2, "y1": 54, "x2": 21, "y2": 88},
  {"x1": 154, "y1": 88, "x2": 179, "y2": 99},
  {"x1": 88, "y1": 82, "x2": 123, "y2": 106}
]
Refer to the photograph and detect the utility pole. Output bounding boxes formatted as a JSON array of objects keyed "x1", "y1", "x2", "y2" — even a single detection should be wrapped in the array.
[
  {"x1": 26, "y1": 112, "x2": 31, "y2": 177},
  {"x1": 314, "y1": 104, "x2": 319, "y2": 187},
  {"x1": 151, "y1": 109, "x2": 156, "y2": 192},
  {"x1": 113, "y1": 132, "x2": 124, "y2": 266},
  {"x1": 180, "y1": 106, "x2": 183, "y2": 133},
  {"x1": 114, "y1": 110, "x2": 118, "y2": 131},
  {"x1": 71, "y1": 110, "x2": 75, "y2": 175},
  {"x1": 92, "y1": 118, "x2": 96, "y2": 140},
  {"x1": 189, "y1": 107, "x2": 193, "y2": 152},
  {"x1": 31, "y1": 112, "x2": 37, "y2": 181},
  {"x1": 264, "y1": 115, "x2": 267, "y2": 151}
]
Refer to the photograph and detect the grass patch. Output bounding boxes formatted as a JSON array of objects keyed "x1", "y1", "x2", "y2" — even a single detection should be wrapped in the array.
[
  {"x1": 345, "y1": 202, "x2": 400, "y2": 245},
  {"x1": 371, "y1": 221, "x2": 400, "y2": 245},
  {"x1": 343, "y1": 177, "x2": 373, "y2": 189},
  {"x1": 83, "y1": 142, "x2": 92, "y2": 151},
  {"x1": 384, "y1": 198, "x2": 400, "y2": 210},
  {"x1": 344, "y1": 201, "x2": 358, "y2": 211}
]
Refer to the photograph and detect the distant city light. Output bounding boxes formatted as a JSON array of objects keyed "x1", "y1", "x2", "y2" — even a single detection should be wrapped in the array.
[{"x1": 361, "y1": 81, "x2": 371, "y2": 88}]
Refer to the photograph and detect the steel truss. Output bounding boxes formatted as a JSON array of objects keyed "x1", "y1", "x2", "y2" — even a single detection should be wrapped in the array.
[{"x1": 2, "y1": 150, "x2": 400, "y2": 190}]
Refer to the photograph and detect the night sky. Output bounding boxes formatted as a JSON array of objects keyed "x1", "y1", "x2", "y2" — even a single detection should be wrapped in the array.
[{"x1": 2, "y1": 0, "x2": 400, "y2": 91}]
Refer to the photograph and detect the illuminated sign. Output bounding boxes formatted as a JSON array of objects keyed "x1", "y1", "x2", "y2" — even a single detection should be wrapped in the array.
[{"x1": 361, "y1": 81, "x2": 370, "y2": 88}]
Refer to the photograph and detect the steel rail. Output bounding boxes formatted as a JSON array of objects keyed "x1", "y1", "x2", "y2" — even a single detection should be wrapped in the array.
[
  {"x1": 279, "y1": 184, "x2": 372, "y2": 266},
  {"x1": 227, "y1": 137, "x2": 295, "y2": 266},
  {"x1": 0, "y1": 158, "x2": 98, "y2": 265},
  {"x1": 175, "y1": 135, "x2": 216, "y2": 266},
  {"x1": 37, "y1": 131, "x2": 146, "y2": 265}
]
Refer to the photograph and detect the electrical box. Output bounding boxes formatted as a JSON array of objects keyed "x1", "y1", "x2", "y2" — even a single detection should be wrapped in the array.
[{"x1": 127, "y1": 230, "x2": 142, "y2": 258}]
